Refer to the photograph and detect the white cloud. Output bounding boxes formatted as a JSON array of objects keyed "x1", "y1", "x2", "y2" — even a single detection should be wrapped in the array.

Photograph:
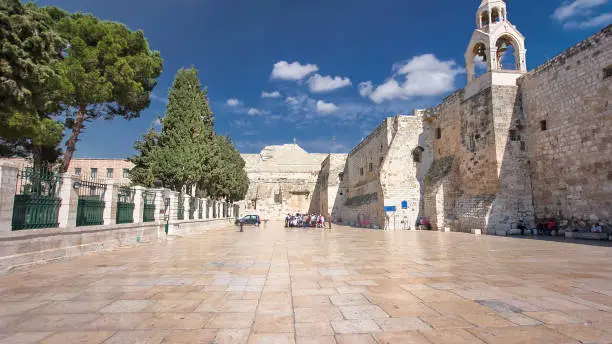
[
  {"x1": 261, "y1": 91, "x2": 282, "y2": 98},
  {"x1": 271, "y1": 61, "x2": 319, "y2": 81},
  {"x1": 285, "y1": 96, "x2": 300, "y2": 106},
  {"x1": 369, "y1": 54, "x2": 462, "y2": 103},
  {"x1": 307, "y1": 74, "x2": 352, "y2": 93},
  {"x1": 358, "y1": 81, "x2": 374, "y2": 97},
  {"x1": 316, "y1": 100, "x2": 339, "y2": 114},
  {"x1": 563, "y1": 12, "x2": 612, "y2": 28},
  {"x1": 552, "y1": 0, "x2": 608, "y2": 21},
  {"x1": 226, "y1": 98, "x2": 241, "y2": 107},
  {"x1": 552, "y1": 0, "x2": 611, "y2": 29},
  {"x1": 247, "y1": 108, "x2": 267, "y2": 116},
  {"x1": 154, "y1": 118, "x2": 162, "y2": 127}
]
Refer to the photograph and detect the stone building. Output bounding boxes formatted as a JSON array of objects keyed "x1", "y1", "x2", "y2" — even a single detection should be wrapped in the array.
[
  {"x1": 0, "y1": 158, "x2": 134, "y2": 184},
  {"x1": 307, "y1": 1, "x2": 611, "y2": 233},
  {"x1": 239, "y1": 144, "x2": 340, "y2": 220}
]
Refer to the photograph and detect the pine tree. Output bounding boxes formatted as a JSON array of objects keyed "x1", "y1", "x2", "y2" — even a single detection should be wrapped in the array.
[{"x1": 0, "y1": 0, "x2": 71, "y2": 163}]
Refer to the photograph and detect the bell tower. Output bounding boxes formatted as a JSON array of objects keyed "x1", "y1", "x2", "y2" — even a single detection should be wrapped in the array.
[{"x1": 465, "y1": 0, "x2": 527, "y2": 82}]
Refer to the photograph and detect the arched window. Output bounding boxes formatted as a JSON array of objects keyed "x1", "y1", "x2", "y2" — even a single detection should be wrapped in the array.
[
  {"x1": 496, "y1": 35, "x2": 519, "y2": 70},
  {"x1": 491, "y1": 8, "x2": 501, "y2": 23},
  {"x1": 481, "y1": 11, "x2": 489, "y2": 26},
  {"x1": 412, "y1": 146, "x2": 424, "y2": 163},
  {"x1": 472, "y1": 43, "x2": 488, "y2": 79}
]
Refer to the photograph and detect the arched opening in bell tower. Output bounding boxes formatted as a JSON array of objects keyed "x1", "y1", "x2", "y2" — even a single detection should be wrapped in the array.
[
  {"x1": 480, "y1": 11, "x2": 490, "y2": 27},
  {"x1": 496, "y1": 35, "x2": 520, "y2": 71},
  {"x1": 491, "y1": 8, "x2": 501, "y2": 23},
  {"x1": 468, "y1": 42, "x2": 488, "y2": 81}
]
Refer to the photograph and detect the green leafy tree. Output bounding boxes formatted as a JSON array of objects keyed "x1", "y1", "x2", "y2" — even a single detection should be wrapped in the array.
[
  {"x1": 0, "y1": 0, "x2": 71, "y2": 164},
  {"x1": 47, "y1": 11, "x2": 163, "y2": 172},
  {"x1": 150, "y1": 67, "x2": 214, "y2": 191}
]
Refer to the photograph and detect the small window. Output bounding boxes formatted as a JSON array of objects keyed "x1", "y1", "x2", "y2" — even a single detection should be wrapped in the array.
[
  {"x1": 540, "y1": 120, "x2": 547, "y2": 131},
  {"x1": 467, "y1": 135, "x2": 475, "y2": 153},
  {"x1": 604, "y1": 65, "x2": 612, "y2": 79},
  {"x1": 509, "y1": 130, "x2": 520, "y2": 141},
  {"x1": 360, "y1": 168, "x2": 364, "y2": 176},
  {"x1": 436, "y1": 128, "x2": 442, "y2": 139},
  {"x1": 338, "y1": 172, "x2": 344, "y2": 181},
  {"x1": 412, "y1": 146, "x2": 424, "y2": 163},
  {"x1": 123, "y1": 168, "x2": 130, "y2": 178},
  {"x1": 369, "y1": 162, "x2": 373, "y2": 172},
  {"x1": 106, "y1": 168, "x2": 114, "y2": 178},
  {"x1": 74, "y1": 168, "x2": 81, "y2": 176},
  {"x1": 90, "y1": 168, "x2": 98, "y2": 179}
]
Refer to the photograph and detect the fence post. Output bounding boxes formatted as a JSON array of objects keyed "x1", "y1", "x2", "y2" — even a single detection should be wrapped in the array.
[
  {"x1": 183, "y1": 194, "x2": 190, "y2": 220},
  {"x1": 133, "y1": 186, "x2": 144, "y2": 224},
  {"x1": 57, "y1": 173, "x2": 79, "y2": 228},
  {"x1": 153, "y1": 189, "x2": 164, "y2": 222},
  {"x1": 169, "y1": 191, "x2": 178, "y2": 220},
  {"x1": 0, "y1": 162, "x2": 19, "y2": 232},
  {"x1": 103, "y1": 181, "x2": 117, "y2": 226}
]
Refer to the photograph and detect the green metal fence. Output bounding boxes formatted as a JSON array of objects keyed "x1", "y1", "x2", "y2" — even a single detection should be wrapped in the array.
[
  {"x1": 76, "y1": 179, "x2": 106, "y2": 227},
  {"x1": 189, "y1": 197, "x2": 197, "y2": 220},
  {"x1": 143, "y1": 191, "x2": 156, "y2": 222},
  {"x1": 116, "y1": 187, "x2": 135, "y2": 224},
  {"x1": 177, "y1": 194, "x2": 185, "y2": 220},
  {"x1": 11, "y1": 167, "x2": 62, "y2": 231}
]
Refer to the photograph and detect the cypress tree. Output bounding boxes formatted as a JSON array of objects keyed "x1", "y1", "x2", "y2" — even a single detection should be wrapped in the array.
[{"x1": 152, "y1": 68, "x2": 214, "y2": 191}]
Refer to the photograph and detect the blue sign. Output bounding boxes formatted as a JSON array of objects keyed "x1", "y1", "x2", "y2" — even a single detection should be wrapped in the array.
[
  {"x1": 384, "y1": 206, "x2": 397, "y2": 212},
  {"x1": 401, "y1": 201, "x2": 408, "y2": 209}
]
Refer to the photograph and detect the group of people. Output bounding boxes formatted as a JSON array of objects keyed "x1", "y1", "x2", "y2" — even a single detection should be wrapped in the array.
[{"x1": 285, "y1": 213, "x2": 328, "y2": 229}]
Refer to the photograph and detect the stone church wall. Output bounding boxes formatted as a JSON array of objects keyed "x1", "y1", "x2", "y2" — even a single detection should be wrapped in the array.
[
  {"x1": 380, "y1": 116, "x2": 433, "y2": 230},
  {"x1": 519, "y1": 25, "x2": 612, "y2": 229}
]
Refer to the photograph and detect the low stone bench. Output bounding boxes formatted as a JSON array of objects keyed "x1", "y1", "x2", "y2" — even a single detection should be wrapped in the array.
[{"x1": 565, "y1": 232, "x2": 609, "y2": 240}]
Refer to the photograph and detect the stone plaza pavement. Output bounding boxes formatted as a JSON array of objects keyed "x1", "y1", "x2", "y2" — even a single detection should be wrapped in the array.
[{"x1": 1, "y1": 223, "x2": 612, "y2": 343}]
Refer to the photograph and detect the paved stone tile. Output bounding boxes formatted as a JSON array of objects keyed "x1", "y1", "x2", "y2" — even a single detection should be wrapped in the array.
[
  {"x1": 163, "y1": 329, "x2": 218, "y2": 344},
  {"x1": 374, "y1": 317, "x2": 432, "y2": 331},
  {"x1": 248, "y1": 333, "x2": 295, "y2": 344},
  {"x1": 372, "y1": 331, "x2": 432, "y2": 344},
  {"x1": 0, "y1": 332, "x2": 53, "y2": 344},
  {"x1": 142, "y1": 300, "x2": 201, "y2": 313},
  {"x1": 99, "y1": 300, "x2": 153, "y2": 313},
  {"x1": 253, "y1": 314, "x2": 294, "y2": 333},
  {"x1": 420, "y1": 315, "x2": 475, "y2": 329},
  {"x1": 422, "y1": 328, "x2": 486, "y2": 344},
  {"x1": 468, "y1": 325, "x2": 580, "y2": 344},
  {"x1": 103, "y1": 330, "x2": 170, "y2": 344},
  {"x1": 137, "y1": 313, "x2": 212, "y2": 330},
  {"x1": 547, "y1": 324, "x2": 612, "y2": 343},
  {"x1": 338, "y1": 305, "x2": 389, "y2": 320},
  {"x1": 295, "y1": 336, "x2": 336, "y2": 344},
  {"x1": 295, "y1": 322, "x2": 334, "y2": 337},
  {"x1": 331, "y1": 319, "x2": 381, "y2": 334},
  {"x1": 2, "y1": 225, "x2": 612, "y2": 342},
  {"x1": 335, "y1": 334, "x2": 376, "y2": 344},
  {"x1": 523, "y1": 310, "x2": 585, "y2": 325},
  {"x1": 38, "y1": 331, "x2": 115, "y2": 344},
  {"x1": 214, "y1": 328, "x2": 250, "y2": 344}
]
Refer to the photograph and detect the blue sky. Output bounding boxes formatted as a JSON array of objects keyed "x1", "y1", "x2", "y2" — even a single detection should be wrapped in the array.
[{"x1": 33, "y1": 0, "x2": 612, "y2": 157}]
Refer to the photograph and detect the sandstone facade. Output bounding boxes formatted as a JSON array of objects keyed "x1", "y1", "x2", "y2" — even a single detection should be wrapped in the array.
[{"x1": 305, "y1": 18, "x2": 611, "y2": 233}]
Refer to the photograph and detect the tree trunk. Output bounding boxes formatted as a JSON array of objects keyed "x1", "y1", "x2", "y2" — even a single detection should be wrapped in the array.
[{"x1": 61, "y1": 107, "x2": 86, "y2": 173}]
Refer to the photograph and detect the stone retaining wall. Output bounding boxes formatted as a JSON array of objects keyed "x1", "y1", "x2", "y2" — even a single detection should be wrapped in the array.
[{"x1": 0, "y1": 218, "x2": 232, "y2": 273}]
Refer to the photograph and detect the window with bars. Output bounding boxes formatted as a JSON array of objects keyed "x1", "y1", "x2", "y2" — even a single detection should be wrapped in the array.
[{"x1": 107, "y1": 168, "x2": 114, "y2": 178}]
